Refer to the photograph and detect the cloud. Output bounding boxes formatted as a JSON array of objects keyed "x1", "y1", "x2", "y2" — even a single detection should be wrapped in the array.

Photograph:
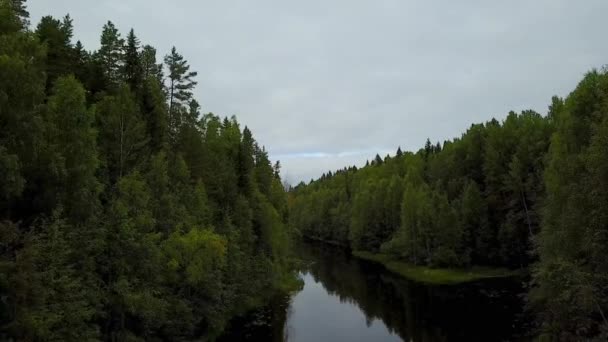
[
  {"x1": 28, "y1": 0, "x2": 608, "y2": 183},
  {"x1": 104, "y1": 1, "x2": 133, "y2": 14}
]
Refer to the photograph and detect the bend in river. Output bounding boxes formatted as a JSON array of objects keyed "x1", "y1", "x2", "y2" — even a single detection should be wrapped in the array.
[{"x1": 219, "y1": 241, "x2": 528, "y2": 341}]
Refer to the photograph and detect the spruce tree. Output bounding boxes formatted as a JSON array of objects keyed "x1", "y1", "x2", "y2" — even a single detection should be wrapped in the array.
[
  {"x1": 123, "y1": 28, "x2": 143, "y2": 93},
  {"x1": 97, "y1": 21, "x2": 124, "y2": 86}
]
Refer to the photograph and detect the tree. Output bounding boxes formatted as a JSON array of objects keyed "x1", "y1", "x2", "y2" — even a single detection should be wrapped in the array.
[
  {"x1": 164, "y1": 46, "x2": 197, "y2": 140},
  {"x1": 97, "y1": 84, "x2": 148, "y2": 183},
  {"x1": 0, "y1": 147, "x2": 24, "y2": 203},
  {"x1": 424, "y1": 138, "x2": 433, "y2": 158},
  {"x1": 0, "y1": 0, "x2": 29, "y2": 31},
  {"x1": 0, "y1": 6, "x2": 300, "y2": 340},
  {"x1": 102, "y1": 172, "x2": 169, "y2": 339},
  {"x1": 97, "y1": 21, "x2": 124, "y2": 86},
  {"x1": 460, "y1": 181, "x2": 491, "y2": 265},
  {"x1": 237, "y1": 127, "x2": 255, "y2": 195},
  {"x1": 0, "y1": 5, "x2": 46, "y2": 218},
  {"x1": 36, "y1": 15, "x2": 74, "y2": 91},
  {"x1": 374, "y1": 153, "x2": 383, "y2": 166},
  {"x1": 123, "y1": 28, "x2": 143, "y2": 93},
  {"x1": 141, "y1": 76, "x2": 169, "y2": 152},
  {"x1": 12, "y1": 217, "x2": 99, "y2": 341},
  {"x1": 45, "y1": 75, "x2": 101, "y2": 223},
  {"x1": 141, "y1": 45, "x2": 163, "y2": 85},
  {"x1": 531, "y1": 69, "x2": 608, "y2": 340}
]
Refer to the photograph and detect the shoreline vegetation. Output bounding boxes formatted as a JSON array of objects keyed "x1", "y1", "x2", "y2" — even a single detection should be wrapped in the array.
[
  {"x1": 289, "y1": 67, "x2": 608, "y2": 338},
  {"x1": 0, "y1": 3, "x2": 296, "y2": 340},
  {"x1": 353, "y1": 251, "x2": 522, "y2": 285}
]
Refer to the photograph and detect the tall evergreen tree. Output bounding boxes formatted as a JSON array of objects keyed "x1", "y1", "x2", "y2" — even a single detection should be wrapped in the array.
[
  {"x1": 164, "y1": 46, "x2": 197, "y2": 141},
  {"x1": 123, "y1": 28, "x2": 143, "y2": 93},
  {"x1": 97, "y1": 21, "x2": 124, "y2": 86}
]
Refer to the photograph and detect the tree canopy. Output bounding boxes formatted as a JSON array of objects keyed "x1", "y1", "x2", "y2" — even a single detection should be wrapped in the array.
[
  {"x1": 289, "y1": 69, "x2": 608, "y2": 340},
  {"x1": 0, "y1": 1, "x2": 294, "y2": 340}
]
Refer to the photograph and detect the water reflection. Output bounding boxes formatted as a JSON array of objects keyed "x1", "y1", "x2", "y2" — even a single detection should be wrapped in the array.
[
  {"x1": 219, "y1": 241, "x2": 526, "y2": 341},
  {"x1": 285, "y1": 272, "x2": 401, "y2": 342}
]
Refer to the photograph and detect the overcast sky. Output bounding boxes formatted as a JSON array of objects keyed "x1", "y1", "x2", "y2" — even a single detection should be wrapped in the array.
[{"x1": 28, "y1": 0, "x2": 608, "y2": 184}]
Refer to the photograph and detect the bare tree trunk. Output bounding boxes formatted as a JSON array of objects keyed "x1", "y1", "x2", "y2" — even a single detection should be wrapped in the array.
[
  {"x1": 520, "y1": 188, "x2": 533, "y2": 236},
  {"x1": 119, "y1": 111, "x2": 124, "y2": 179},
  {"x1": 168, "y1": 79, "x2": 175, "y2": 143}
]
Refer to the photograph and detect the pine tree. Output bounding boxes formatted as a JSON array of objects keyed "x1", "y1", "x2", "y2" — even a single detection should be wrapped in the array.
[
  {"x1": 374, "y1": 154, "x2": 383, "y2": 166},
  {"x1": 237, "y1": 127, "x2": 256, "y2": 195},
  {"x1": 97, "y1": 21, "x2": 124, "y2": 86},
  {"x1": 424, "y1": 138, "x2": 433, "y2": 157},
  {"x1": 164, "y1": 46, "x2": 197, "y2": 141}
]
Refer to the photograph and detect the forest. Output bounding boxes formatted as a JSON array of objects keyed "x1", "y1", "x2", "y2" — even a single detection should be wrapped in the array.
[
  {"x1": 289, "y1": 66, "x2": 608, "y2": 339},
  {"x1": 0, "y1": 1, "x2": 295, "y2": 340},
  {"x1": 2, "y1": 0, "x2": 608, "y2": 341}
]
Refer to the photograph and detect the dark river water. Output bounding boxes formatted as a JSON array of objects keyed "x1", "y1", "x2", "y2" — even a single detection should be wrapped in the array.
[{"x1": 218, "y1": 241, "x2": 528, "y2": 341}]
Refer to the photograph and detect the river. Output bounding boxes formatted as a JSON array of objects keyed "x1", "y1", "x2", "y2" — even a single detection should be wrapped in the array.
[{"x1": 218, "y1": 241, "x2": 527, "y2": 341}]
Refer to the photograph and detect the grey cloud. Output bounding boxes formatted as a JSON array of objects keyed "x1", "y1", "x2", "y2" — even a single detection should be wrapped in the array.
[{"x1": 28, "y1": 0, "x2": 608, "y2": 184}]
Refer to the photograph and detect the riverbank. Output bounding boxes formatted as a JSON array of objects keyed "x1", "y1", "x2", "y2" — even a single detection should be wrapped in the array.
[{"x1": 353, "y1": 251, "x2": 521, "y2": 285}]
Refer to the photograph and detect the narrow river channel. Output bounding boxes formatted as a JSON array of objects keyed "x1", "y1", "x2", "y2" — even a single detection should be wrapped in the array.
[{"x1": 218, "y1": 241, "x2": 527, "y2": 341}]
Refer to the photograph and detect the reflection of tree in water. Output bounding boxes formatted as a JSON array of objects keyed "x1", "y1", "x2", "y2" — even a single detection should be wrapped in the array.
[
  {"x1": 217, "y1": 292, "x2": 291, "y2": 342},
  {"x1": 296, "y1": 241, "x2": 526, "y2": 342},
  {"x1": 283, "y1": 298, "x2": 294, "y2": 342}
]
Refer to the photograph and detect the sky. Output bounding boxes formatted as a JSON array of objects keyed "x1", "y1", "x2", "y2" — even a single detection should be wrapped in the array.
[{"x1": 28, "y1": 0, "x2": 608, "y2": 184}]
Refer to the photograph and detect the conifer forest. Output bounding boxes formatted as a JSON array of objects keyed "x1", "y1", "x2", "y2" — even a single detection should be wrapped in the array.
[{"x1": 1, "y1": 1, "x2": 608, "y2": 341}]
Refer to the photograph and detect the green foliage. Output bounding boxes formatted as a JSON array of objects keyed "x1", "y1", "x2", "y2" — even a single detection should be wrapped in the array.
[
  {"x1": 45, "y1": 75, "x2": 101, "y2": 223},
  {"x1": 96, "y1": 83, "x2": 148, "y2": 182},
  {"x1": 164, "y1": 46, "x2": 197, "y2": 143},
  {"x1": 291, "y1": 109, "x2": 552, "y2": 269},
  {"x1": 353, "y1": 251, "x2": 519, "y2": 285},
  {"x1": 531, "y1": 69, "x2": 608, "y2": 340},
  {"x1": 140, "y1": 45, "x2": 163, "y2": 84},
  {"x1": 141, "y1": 76, "x2": 168, "y2": 152},
  {"x1": 289, "y1": 68, "x2": 608, "y2": 339},
  {"x1": 0, "y1": 5, "x2": 294, "y2": 340},
  {"x1": 35, "y1": 15, "x2": 74, "y2": 91},
  {"x1": 4, "y1": 1, "x2": 607, "y2": 339},
  {"x1": 11, "y1": 217, "x2": 99, "y2": 341},
  {"x1": 97, "y1": 21, "x2": 124, "y2": 86},
  {"x1": 0, "y1": 0, "x2": 27, "y2": 33},
  {"x1": 164, "y1": 46, "x2": 197, "y2": 110},
  {"x1": 0, "y1": 147, "x2": 24, "y2": 202},
  {"x1": 123, "y1": 28, "x2": 142, "y2": 94}
]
